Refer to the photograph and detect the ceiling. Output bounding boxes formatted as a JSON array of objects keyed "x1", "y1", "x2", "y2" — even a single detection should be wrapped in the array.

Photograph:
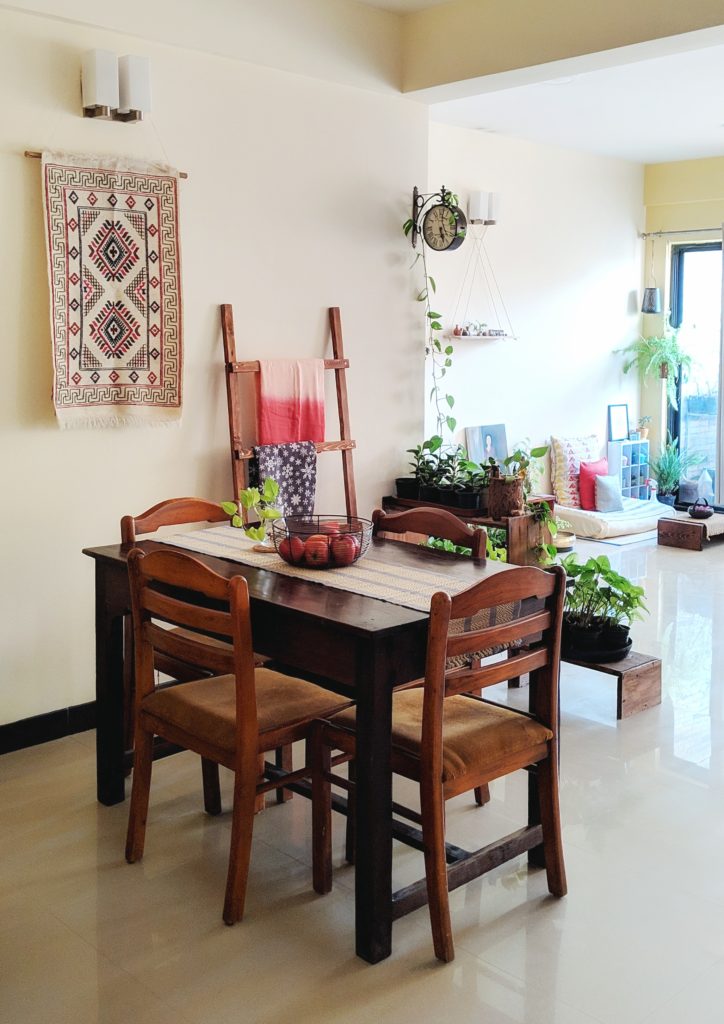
[{"x1": 429, "y1": 39, "x2": 724, "y2": 164}]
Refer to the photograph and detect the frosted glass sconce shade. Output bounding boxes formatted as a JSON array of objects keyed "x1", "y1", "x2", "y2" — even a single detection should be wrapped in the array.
[
  {"x1": 641, "y1": 287, "x2": 662, "y2": 314},
  {"x1": 117, "y1": 55, "x2": 151, "y2": 121},
  {"x1": 81, "y1": 50, "x2": 119, "y2": 118},
  {"x1": 468, "y1": 191, "x2": 498, "y2": 225}
]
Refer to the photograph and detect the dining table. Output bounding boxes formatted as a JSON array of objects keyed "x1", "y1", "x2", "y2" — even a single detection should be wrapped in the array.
[{"x1": 83, "y1": 529, "x2": 515, "y2": 963}]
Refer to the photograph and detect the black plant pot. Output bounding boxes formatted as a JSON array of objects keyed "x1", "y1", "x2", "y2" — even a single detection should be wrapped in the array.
[
  {"x1": 395, "y1": 477, "x2": 420, "y2": 500},
  {"x1": 657, "y1": 494, "x2": 676, "y2": 506},
  {"x1": 477, "y1": 486, "x2": 489, "y2": 514},
  {"x1": 419, "y1": 484, "x2": 440, "y2": 504},
  {"x1": 601, "y1": 623, "x2": 630, "y2": 649},
  {"x1": 436, "y1": 487, "x2": 455, "y2": 508},
  {"x1": 455, "y1": 490, "x2": 480, "y2": 510},
  {"x1": 566, "y1": 623, "x2": 602, "y2": 652}
]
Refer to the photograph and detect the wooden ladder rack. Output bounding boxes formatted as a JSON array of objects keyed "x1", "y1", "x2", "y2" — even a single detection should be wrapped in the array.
[{"x1": 220, "y1": 305, "x2": 358, "y2": 517}]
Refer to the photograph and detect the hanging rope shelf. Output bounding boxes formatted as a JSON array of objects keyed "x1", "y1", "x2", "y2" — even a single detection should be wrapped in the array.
[{"x1": 447, "y1": 222, "x2": 517, "y2": 341}]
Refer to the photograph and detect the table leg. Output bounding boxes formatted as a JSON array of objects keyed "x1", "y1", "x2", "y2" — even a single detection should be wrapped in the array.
[
  {"x1": 353, "y1": 641, "x2": 394, "y2": 963},
  {"x1": 95, "y1": 561, "x2": 128, "y2": 806}
]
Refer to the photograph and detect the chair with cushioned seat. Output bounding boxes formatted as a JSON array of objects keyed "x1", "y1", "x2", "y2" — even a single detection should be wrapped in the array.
[
  {"x1": 311, "y1": 563, "x2": 567, "y2": 962},
  {"x1": 125, "y1": 546, "x2": 351, "y2": 924}
]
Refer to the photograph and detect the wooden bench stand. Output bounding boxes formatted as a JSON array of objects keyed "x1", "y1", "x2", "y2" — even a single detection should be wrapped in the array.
[{"x1": 511, "y1": 649, "x2": 662, "y2": 720}]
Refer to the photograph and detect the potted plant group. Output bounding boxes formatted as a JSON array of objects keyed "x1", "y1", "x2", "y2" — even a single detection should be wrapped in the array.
[
  {"x1": 617, "y1": 328, "x2": 693, "y2": 410},
  {"x1": 560, "y1": 553, "x2": 648, "y2": 661},
  {"x1": 649, "y1": 433, "x2": 702, "y2": 506}
]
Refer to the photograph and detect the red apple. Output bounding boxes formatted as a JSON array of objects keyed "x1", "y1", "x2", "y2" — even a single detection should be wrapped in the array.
[
  {"x1": 320, "y1": 521, "x2": 342, "y2": 535},
  {"x1": 279, "y1": 536, "x2": 305, "y2": 564},
  {"x1": 304, "y1": 534, "x2": 330, "y2": 566},
  {"x1": 331, "y1": 534, "x2": 359, "y2": 566}
]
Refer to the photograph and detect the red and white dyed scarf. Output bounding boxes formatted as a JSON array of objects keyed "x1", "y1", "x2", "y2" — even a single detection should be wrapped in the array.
[{"x1": 256, "y1": 360, "x2": 325, "y2": 445}]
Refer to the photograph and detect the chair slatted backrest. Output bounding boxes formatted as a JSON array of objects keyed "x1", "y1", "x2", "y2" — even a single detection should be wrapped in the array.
[
  {"x1": 421, "y1": 565, "x2": 566, "y2": 765},
  {"x1": 121, "y1": 497, "x2": 229, "y2": 546},
  {"x1": 127, "y1": 548, "x2": 259, "y2": 764},
  {"x1": 220, "y1": 304, "x2": 358, "y2": 517},
  {"x1": 372, "y1": 507, "x2": 487, "y2": 560}
]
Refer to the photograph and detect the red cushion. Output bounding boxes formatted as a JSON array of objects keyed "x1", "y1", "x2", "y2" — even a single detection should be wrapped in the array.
[{"x1": 579, "y1": 458, "x2": 608, "y2": 510}]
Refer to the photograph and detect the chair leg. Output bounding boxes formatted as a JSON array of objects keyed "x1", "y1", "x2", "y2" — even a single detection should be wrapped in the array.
[
  {"x1": 125, "y1": 726, "x2": 154, "y2": 863},
  {"x1": 201, "y1": 758, "x2": 222, "y2": 815},
  {"x1": 255, "y1": 754, "x2": 266, "y2": 814},
  {"x1": 275, "y1": 743, "x2": 294, "y2": 804},
  {"x1": 537, "y1": 753, "x2": 567, "y2": 898},
  {"x1": 421, "y1": 779, "x2": 455, "y2": 963},
  {"x1": 344, "y1": 759, "x2": 356, "y2": 865},
  {"x1": 223, "y1": 769, "x2": 258, "y2": 925},
  {"x1": 474, "y1": 783, "x2": 490, "y2": 806},
  {"x1": 310, "y1": 729, "x2": 333, "y2": 895}
]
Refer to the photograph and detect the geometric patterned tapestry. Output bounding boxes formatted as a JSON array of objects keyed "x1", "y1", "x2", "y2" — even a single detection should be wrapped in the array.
[{"x1": 42, "y1": 152, "x2": 182, "y2": 427}]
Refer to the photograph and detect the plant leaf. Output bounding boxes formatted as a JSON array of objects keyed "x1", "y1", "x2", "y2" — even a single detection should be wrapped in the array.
[{"x1": 220, "y1": 501, "x2": 238, "y2": 516}]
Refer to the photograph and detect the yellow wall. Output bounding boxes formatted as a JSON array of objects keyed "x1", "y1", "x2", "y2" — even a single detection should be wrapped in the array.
[
  {"x1": 403, "y1": 0, "x2": 724, "y2": 94},
  {"x1": 641, "y1": 157, "x2": 724, "y2": 452},
  {"x1": 0, "y1": 6, "x2": 427, "y2": 725}
]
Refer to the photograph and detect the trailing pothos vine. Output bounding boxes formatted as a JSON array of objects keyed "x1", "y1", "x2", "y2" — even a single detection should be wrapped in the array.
[{"x1": 403, "y1": 190, "x2": 460, "y2": 437}]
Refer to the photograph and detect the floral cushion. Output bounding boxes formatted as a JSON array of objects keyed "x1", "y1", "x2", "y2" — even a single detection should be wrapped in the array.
[{"x1": 550, "y1": 435, "x2": 600, "y2": 509}]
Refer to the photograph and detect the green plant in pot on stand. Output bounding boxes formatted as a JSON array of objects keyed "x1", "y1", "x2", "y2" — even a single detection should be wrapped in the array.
[
  {"x1": 561, "y1": 553, "x2": 648, "y2": 661},
  {"x1": 617, "y1": 327, "x2": 693, "y2": 410},
  {"x1": 649, "y1": 433, "x2": 702, "y2": 506},
  {"x1": 488, "y1": 444, "x2": 549, "y2": 520}
]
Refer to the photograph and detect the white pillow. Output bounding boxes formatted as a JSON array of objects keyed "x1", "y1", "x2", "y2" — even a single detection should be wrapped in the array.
[
  {"x1": 550, "y1": 434, "x2": 600, "y2": 508},
  {"x1": 595, "y1": 474, "x2": 624, "y2": 512}
]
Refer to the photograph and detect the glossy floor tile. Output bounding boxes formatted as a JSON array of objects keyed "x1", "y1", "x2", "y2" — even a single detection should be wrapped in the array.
[{"x1": 2, "y1": 536, "x2": 724, "y2": 1023}]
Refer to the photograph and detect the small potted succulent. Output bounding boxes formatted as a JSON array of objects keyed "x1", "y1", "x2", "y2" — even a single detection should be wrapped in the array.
[{"x1": 638, "y1": 415, "x2": 652, "y2": 440}]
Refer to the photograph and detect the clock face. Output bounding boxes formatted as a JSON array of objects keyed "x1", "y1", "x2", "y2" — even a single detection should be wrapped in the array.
[{"x1": 422, "y1": 204, "x2": 466, "y2": 251}]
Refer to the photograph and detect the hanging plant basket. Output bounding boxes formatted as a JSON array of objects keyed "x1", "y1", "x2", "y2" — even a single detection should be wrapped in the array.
[{"x1": 659, "y1": 363, "x2": 669, "y2": 379}]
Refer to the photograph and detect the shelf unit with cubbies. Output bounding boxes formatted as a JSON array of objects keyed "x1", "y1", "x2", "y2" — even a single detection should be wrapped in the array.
[{"x1": 607, "y1": 439, "x2": 650, "y2": 500}]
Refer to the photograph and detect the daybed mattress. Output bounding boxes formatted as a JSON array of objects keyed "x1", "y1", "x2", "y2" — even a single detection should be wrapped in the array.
[{"x1": 555, "y1": 498, "x2": 669, "y2": 539}]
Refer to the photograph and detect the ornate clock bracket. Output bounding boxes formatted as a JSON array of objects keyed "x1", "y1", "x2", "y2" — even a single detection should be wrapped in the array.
[{"x1": 409, "y1": 185, "x2": 459, "y2": 249}]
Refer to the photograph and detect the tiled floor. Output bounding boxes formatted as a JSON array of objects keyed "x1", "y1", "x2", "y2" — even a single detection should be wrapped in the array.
[{"x1": 3, "y1": 536, "x2": 724, "y2": 1023}]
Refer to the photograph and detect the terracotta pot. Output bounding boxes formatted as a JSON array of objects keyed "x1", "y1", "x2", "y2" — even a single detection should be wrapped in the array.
[
  {"x1": 660, "y1": 363, "x2": 669, "y2": 379},
  {"x1": 488, "y1": 478, "x2": 524, "y2": 520}
]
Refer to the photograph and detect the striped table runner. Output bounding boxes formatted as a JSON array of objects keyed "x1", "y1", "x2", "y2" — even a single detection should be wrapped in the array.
[{"x1": 163, "y1": 525, "x2": 476, "y2": 613}]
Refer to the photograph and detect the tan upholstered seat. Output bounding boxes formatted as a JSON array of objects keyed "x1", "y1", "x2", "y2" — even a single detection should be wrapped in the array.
[
  {"x1": 331, "y1": 689, "x2": 552, "y2": 785},
  {"x1": 142, "y1": 669, "x2": 349, "y2": 762}
]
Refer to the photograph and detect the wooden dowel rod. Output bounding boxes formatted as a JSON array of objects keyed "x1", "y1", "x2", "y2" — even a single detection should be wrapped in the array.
[
  {"x1": 234, "y1": 440, "x2": 356, "y2": 460},
  {"x1": 24, "y1": 150, "x2": 189, "y2": 179},
  {"x1": 229, "y1": 358, "x2": 349, "y2": 373}
]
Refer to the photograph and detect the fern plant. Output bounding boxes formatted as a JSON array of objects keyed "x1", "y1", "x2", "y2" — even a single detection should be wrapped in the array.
[{"x1": 617, "y1": 329, "x2": 692, "y2": 409}]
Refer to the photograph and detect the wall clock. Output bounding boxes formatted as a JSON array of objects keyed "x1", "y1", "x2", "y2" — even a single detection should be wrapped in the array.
[{"x1": 409, "y1": 185, "x2": 467, "y2": 252}]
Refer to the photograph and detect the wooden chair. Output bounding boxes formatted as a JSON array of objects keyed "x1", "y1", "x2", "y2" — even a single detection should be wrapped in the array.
[
  {"x1": 125, "y1": 546, "x2": 352, "y2": 925},
  {"x1": 220, "y1": 304, "x2": 358, "y2": 516},
  {"x1": 371, "y1": 506, "x2": 489, "y2": 809},
  {"x1": 311, "y1": 564, "x2": 567, "y2": 962},
  {"x1": 121, "y1": 498, "x2": 231, "y2": 815},
  {"x1": 371, "y1": 506, "x2": 486, "y2": 559}
]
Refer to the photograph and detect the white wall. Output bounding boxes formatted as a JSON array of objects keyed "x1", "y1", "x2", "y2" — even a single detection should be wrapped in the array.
[
  {"x1": 0, "y1": 6, "x2": 427, "y2": 724},
  {"x1": 424, "y1": 122, "x2": 644, "y2": 479}
]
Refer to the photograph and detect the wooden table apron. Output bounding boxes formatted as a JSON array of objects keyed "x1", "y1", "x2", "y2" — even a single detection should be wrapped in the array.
[{"x1": 83, "y1": 537, "x2": 511, "y2": 963}]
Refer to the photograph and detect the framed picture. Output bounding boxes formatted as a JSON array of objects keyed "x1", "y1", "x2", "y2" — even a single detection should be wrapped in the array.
[
  {"x1": 465, "y1": 423, "x2": 508, "y2": 467},
  {"x1": 607, "y1": 404, "x2": 630, "y2": 442}
]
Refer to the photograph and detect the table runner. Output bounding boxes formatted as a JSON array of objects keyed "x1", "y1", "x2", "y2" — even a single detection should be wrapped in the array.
[
  {"x1": 163, "y1": 525, "x2": 477, "y2": 612},
  {"x1": 43, "y1": 151, "x2": 182, "y2": 428}
]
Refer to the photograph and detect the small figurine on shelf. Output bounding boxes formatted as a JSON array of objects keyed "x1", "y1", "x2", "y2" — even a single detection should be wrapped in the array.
[{"x1": 453, "y1": 324, "x2": 462, "y2": 336}]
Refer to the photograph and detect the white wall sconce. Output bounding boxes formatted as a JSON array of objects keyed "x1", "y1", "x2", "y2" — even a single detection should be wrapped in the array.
[
  {"x1": 468, "y1": 191, "x2": 498, "y2": 225},
  {"x1": 81, "y1": 49, "x2": 151, "y2": 122}
]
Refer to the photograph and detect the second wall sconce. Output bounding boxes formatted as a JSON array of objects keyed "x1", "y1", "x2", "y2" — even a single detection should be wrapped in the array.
[{"x1": 81, "y1": 49, "x2": 151, "y2": 122}]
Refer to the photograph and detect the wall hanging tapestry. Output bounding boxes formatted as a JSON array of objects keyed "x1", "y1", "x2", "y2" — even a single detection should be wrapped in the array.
[{"x1": 42, "y1": 152, "x2": 182, "y2": 427}]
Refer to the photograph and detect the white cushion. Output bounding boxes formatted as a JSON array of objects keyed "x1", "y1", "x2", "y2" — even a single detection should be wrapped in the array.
[{"x1": 595, "y1": 474, "x2": 624, "y2": 512}]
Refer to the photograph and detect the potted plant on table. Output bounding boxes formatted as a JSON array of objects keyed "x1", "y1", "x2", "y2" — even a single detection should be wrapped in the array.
[
  {"x1": 398, "y1": 435, "x2": 442, "y2": 500},
  {"x1": 221, "y1": 478, "x2": 281, "y2": 545},
  {"x1": 488, "y1": 444, "x2": 549, "y2": 520},
  {"x1": 649, "y1": 433, "x2": 702, "y2": 506}
]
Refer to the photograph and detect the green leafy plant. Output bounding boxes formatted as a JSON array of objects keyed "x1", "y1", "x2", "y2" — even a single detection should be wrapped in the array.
[
  {"x1": 403, "y1": 188, "x2": 461, "y2": 437},
  {"x1": 438, "y1": 444, "x2": 469, "y2": 491},
  {"x1": 503, "y1": 444, "x2": 549, "y2": 492},
  {"x1": 638, "y1": 416, "x2": 652, "y2": 429},
  {"x1": 526, "y1": 499, "x2": 558, "y2": 564},
  {"x1": 221, "y1": 478, "x2": 281, "y2": 542},
  {"x1": 407, "y1": 435, "x2": 443, "y2": 481},
  {"x1": 561, "y1": 554, "x2": 648, "y2": 628},
  {"x1": 486, "y1": 527, "x2": 508, "y2": 562},
  {"x1": 649, "y1": 433, "x2": 702, "y2": 496},
  {"x1": 617, "y1": 328, "x2": 693, "y2": 409}
]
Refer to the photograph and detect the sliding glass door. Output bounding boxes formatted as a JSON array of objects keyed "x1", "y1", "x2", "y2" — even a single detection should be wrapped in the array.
[{"x1": 669, "y1": 241, "x2": 723, "y2": 504}]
